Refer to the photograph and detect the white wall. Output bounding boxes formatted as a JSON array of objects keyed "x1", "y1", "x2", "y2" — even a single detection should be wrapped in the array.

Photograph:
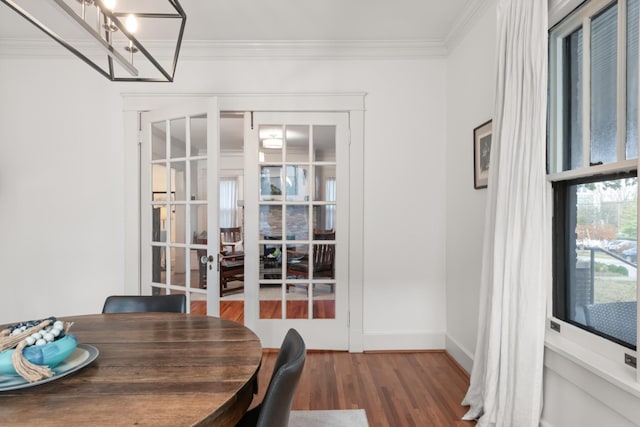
[
  {"x1": 0, "y1": 48, "x2": 447, "y2": 349},
  {"x1": 542, "y1": 368, "x2": 636, "y2": 427},
  {"x1": 445, "y1": 7, "x2": 496, "y2": 371},
  {"x1": 0, "y1": 57, "x2": 126, "y2": 319}
]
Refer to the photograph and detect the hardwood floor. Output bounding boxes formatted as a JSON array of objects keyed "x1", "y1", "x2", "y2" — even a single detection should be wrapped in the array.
[
  {"x1": 220, "y1": 300, "x2": 244, "y2": 323},
  {"x1": 193, "y1": 300, "x2": 474, "y2": 426},
  {"x1": 191, "y1": 301, "x2": 244, "y2": 320},
  {"x1": 190, "y1": 301, "x2": 207, "y2": 316},
  {"x1": 254, "y1": 350, "x2": 475, "y2": 427},
  {"x1": 259, "y1": 300, "x2": 336, "y2": 319},
  {"x1": 191, "y1": 300, "x2": 335, "y2": 321}
]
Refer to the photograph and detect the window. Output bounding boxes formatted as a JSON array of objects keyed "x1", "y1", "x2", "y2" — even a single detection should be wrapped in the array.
[
  {"x1": 549, "y1": 0, "x2": 639, "y2": 350},
  {"x1": 219, "y1": 177, "x2": 239, "y2": 227}
]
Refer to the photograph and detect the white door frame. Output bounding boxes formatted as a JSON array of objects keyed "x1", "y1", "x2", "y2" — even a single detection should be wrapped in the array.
[{"x1": 122, "y1": 93, "x2": 366, "y2": 352}]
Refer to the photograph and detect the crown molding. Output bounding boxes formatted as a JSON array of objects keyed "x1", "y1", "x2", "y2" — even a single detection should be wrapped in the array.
[
  {"x1": 443, "y1": 0, "x2": 577, "y2": 49},
  {"x1": 0, "y1": 38, "x2": 448, "y2": 60},
  {"x1": 445, "y1": 0, "x2": 497, "y2": 51},
  {"x1": 178, "y1": 40, "x2": 447, "y2": 59},
  {"x1": 548, "y1": 0, "x2": 584, "y2": 27}
]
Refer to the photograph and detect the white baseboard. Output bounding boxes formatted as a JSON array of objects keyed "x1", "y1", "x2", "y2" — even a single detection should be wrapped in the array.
[
  {"x1": 362, "y1": 331, "x2": 445, "y2": 351},
  {"x1": 445, "y1": 334, "x2": 474, "y2": 374}
]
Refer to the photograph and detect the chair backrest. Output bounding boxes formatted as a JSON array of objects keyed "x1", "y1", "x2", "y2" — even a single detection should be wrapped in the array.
[
  {"x1": 102, "y1": 295, "x2": 187, "y2": 314},
  {"x1": 257, "y1": 328, "x2": 306, "y2": 427},
  {"x1": 313, "y1": 229, "x2": 335, "y2": 271},
  {"x1": 221, "y1": 227, "x2": 243, "y2": 254},
  {"x1": 313, "y1": 229, "x2": 335, "y2": 240},
  {"x1": 583, "y1": 301, "x2": 637, "y2": 344}
]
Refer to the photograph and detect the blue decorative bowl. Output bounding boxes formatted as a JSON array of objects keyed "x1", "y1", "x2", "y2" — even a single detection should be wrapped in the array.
[{"x1": 0, "y1": 334, "x2": 78, "y2": 377}]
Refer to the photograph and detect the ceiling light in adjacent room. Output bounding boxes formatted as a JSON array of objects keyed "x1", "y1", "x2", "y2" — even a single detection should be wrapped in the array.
[{"x1": 262, "y1": 138, "x2": 283, "y2": 149}]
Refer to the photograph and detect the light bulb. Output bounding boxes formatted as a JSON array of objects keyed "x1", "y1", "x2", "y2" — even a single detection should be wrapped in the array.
[
  {"x1": 101, "y1": 0, "x2": 118, "y2": 34},
  {"x1": 125, "y1": 14, "x2": 138, "y2": 33},
  {"x1": 102, "y1": 0, "x2": 116, "y2": 11}
]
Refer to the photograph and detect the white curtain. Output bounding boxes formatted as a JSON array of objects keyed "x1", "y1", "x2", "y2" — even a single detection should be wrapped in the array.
[
  {"x1": 219, "y1": 178, "x2": 238, "y2": 228},
  {"x1": 462, "y1": 1, "x2": 550, "y2": 426}
]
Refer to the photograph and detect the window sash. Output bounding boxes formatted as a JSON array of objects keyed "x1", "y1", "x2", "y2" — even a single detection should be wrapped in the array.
[
  {"x1": 549, "y1": 0, "x2": 635, "y2": 176},
  {"x1": 552, "y1": 171, "x2": 637, "y2": 350}
]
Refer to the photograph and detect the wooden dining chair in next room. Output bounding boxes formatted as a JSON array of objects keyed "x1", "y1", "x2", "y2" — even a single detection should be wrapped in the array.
[
  {"x1": 101, "y1": 295, "x2": 187, "y2": 314},
  {"x1": 219, "y1": 227, "x2": 245, "y2": 295},
  {"x1": 286, "y1": 229, "x2": 335, "y2": 293},
  {"x1": 235, "y1": 328, "x2": 306, "y2": 427}
]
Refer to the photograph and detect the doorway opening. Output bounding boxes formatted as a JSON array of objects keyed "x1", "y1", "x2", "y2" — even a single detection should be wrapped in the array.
[
  {"x1": 218, "y1": 112, "x2": 246, "y2": 323},
  {"x1": 188, "y1": 112, "x2": 246, "y2": 322}
]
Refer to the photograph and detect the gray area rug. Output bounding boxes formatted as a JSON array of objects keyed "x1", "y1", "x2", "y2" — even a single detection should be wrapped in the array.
[
  {"x1": 220, "y1": 281, "x2": 335, "y2": 301},
  {"x1": 289, "y1": 409, "x2": 369, "y2": 427}
]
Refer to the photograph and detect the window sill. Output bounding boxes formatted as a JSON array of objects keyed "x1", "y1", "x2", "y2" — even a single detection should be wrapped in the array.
[
  {"x1": 544, "y1": 323, "x2": 640, "y2": 423},
  {"x1": 545, "y1": 331, "x2": 640, "y2": 397}
]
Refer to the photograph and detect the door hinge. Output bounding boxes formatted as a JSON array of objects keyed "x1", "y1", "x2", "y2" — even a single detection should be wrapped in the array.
[
  {"x1": 347, "y1": 311, "x2": 350, "y2": 328},
  {"x1": 137, "y1": 112, "x2": 142, "y2": 145}
]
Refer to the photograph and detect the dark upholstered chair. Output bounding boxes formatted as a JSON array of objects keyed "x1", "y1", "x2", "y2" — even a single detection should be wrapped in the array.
[
  {"x1": 583, "y1": 301, "x2": 637, "y2": 345},
  {"x1": 102, "y1": 295, "x2": 187, "y2": 314},
  {"x1": 235, "y1": 329, "x2": 306, "y2": 427}
]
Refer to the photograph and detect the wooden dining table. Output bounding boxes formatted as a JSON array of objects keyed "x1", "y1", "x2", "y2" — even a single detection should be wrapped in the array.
[{"x1": 0, "y1": 313, "x2": 263, "y2": 426}]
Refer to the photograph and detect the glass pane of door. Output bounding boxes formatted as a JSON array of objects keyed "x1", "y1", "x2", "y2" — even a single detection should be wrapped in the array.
[
  {"x1": 143, "y1": 106, "x2": 214, "y2": 315},
  {"x1": 257, "y1": 123, "x2": 337, "y2": 320},
  {"x1": 247, "y1": 111, "x2": 349, "y2": 349}
]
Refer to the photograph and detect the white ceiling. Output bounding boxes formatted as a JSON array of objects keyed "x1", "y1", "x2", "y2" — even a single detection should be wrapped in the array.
[
  {"x1": 0, "y1": 0, "x2": 477, "y2": 44},
  {"x1": 180, "y1": 0, "x2": 471, "y2": 42},
  {"x1": 0, "y1": 0, "x2": 481, "y2": 152}
]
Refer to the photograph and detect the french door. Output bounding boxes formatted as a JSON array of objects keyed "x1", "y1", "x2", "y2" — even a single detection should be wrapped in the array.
[
  {"x1": 140, "y1": 99, "x2": 220, "y2": 315},
  {"x1": 244, "y1": 112, "x2": 350, "y2": 349},
  {"x1": 138, "y1": 101, "x2": 352, "y2": 349}
]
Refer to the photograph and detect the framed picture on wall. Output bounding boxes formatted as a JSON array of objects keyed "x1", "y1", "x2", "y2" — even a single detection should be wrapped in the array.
[{"x1": 473, "y1": 119, "x2": 493, "y2": 189}]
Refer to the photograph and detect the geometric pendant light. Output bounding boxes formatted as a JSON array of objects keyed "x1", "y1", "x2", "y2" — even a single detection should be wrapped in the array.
[{"x1": 0, "y1": 0, "x2": 186, "y2": 82}]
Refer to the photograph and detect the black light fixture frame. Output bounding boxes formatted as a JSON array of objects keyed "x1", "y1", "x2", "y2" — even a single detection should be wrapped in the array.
[{"x1": 0, "y1": 0, "x2": 186, "y2": 82}]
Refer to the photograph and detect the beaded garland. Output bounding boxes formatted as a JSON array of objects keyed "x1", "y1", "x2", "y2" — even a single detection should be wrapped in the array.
[
  {"x1": 7, "y1": 317, "x2": 67, "y2": 347},
  {"x1": 0, "y1": 316, "x2": 74, "y2": 382}
]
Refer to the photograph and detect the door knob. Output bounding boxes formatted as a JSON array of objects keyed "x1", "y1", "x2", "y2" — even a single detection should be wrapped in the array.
[{"x1": 200, "y1": 255, "x2": 214, "y2": 264}]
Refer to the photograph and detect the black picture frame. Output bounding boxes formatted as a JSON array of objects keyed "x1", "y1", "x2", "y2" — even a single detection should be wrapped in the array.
[{"x1": 473, "y1": 119, "x2": 493, "y2": 189}]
